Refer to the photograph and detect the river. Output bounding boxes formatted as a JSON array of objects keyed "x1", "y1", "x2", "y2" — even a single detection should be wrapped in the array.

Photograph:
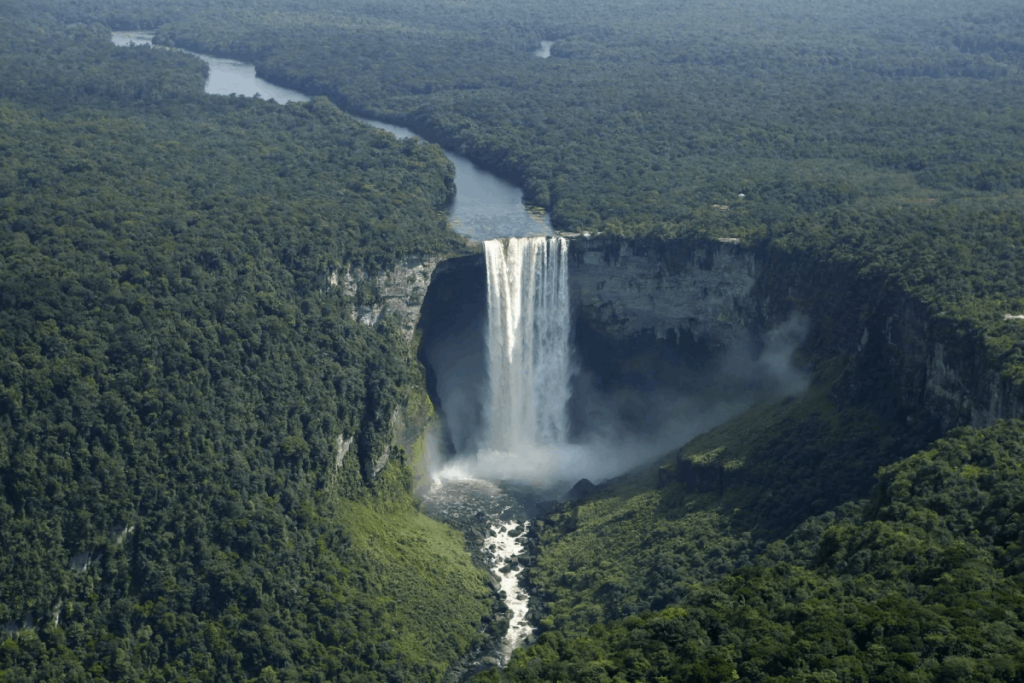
[
  {"x1": 111, "y1": 32, "x2": 551, "y2": 242},
  {"x1": 111, "y1": 30, "x2": 545, "y2": 673}
]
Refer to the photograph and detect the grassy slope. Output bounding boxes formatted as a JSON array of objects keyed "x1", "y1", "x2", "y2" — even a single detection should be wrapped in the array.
[{"x1": 330, "y1": 471, "x2": 494, "y2": 680}]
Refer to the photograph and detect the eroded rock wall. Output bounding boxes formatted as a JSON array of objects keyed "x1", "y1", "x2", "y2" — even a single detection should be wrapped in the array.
[
  {"x1": 416, "y1": 235, "x2": 1022, "y2": 475},
  {"x1": 330, "y1": 254, "x2": 444, "y2": 341},
  {"x1": 568, "y1": 237, "x2": 762, "y2": 351},
  {"x1": 327, "y1": 252, "x2": 451, "y2": 482},
  {"x1": 566, "y1": 235, "x2": 1022, "y2": 432}
]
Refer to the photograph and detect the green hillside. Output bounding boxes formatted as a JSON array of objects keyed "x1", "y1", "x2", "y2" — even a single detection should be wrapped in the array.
[{"x1": 502, "y1": 419, "x2": 1024, "y2": 681}]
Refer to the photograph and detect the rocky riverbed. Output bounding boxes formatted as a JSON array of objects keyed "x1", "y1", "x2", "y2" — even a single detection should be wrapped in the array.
[{"x1": 420, "y1": 477, "x2": 553, "y2": 678}]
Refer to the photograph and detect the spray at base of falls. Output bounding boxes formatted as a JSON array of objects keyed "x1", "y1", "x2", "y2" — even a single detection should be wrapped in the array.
[{"x1": 422, "y1": 237, "x2": 814, "y2": 673}]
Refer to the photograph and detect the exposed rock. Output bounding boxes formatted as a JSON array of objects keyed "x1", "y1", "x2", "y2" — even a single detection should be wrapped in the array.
[
  {"x1": 329, "y1": 250, "x2": 477, "y2": 484},
  {"x1": 676, "y1": 452, "x2": 724, "y2": 495},
  {"x1": 358, "y1": 407, "x2": 401, "y2": 482},
  {"x1": 108, "y1": 524, "x2": 134, "y2": 546},
  {"x1": 69, "y1": 551, "x2": 98, "y2": 573},
  {"x1": 419, "y1": 234, "x2": 1023, "y2": 456},
  {"x1": 335, "y1": 434, "x2": 353, "y2": 468},
  {"x1": 566, "y1": 235, "x2": 1023, "y2": 432},
  {"x1": 331, "y1": 253, "x2": 445, "y2": 341},
  {"x1": 569, "y1": 237, "x2": 759, "y2": 350}
]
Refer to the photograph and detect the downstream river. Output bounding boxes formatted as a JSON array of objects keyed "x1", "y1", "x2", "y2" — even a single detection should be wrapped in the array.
[
  {"x1": 112, "y1": 31, "x2": 546, "y2": 674},
  {"x1": 111, "y1": 32, "x2": 551, "y2": 242}
]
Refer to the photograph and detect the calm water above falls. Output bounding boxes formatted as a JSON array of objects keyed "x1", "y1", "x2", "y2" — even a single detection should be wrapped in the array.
[{"x1": 111, "y1": 32, "x2": 551, "y2": 242}]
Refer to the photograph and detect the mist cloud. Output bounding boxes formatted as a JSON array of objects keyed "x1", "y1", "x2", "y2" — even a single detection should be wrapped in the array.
[{"x1": 433, "y1": 314, "x2": 811, "y2": 492}]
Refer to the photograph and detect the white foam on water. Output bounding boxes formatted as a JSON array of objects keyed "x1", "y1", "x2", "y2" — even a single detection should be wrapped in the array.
[{"x1": 485, "y1": 518, "x2": 532, "y2": 664}]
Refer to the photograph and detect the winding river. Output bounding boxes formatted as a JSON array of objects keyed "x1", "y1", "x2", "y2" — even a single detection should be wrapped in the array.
[
  {"x1": 111, "y1": 32, "x2": 551, "y2": 242},
  {"x1": 111, "y1": 30, "x2": 542, "y2": 673}
]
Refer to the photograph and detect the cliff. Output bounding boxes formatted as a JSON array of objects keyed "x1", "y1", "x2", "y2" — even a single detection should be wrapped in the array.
[
  {"x1": 331, "y1": 254, "x2": 444, "y2": 342},
  {"x1": 325, "y1": 253, "x2": 446, "y2": 481},
  {"x1": 566, "y1": 235, "x2": 1023, "y2": 433}
]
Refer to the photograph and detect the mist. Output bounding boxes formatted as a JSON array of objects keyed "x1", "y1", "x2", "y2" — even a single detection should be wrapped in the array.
[{"x1": 430, "y1": 314, "x2": 811, "y2": 493}]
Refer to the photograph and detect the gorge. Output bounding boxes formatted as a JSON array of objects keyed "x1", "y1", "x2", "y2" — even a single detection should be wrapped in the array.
[
  {"x1": 109, "y1": 34, "x2": 1016, "y2": 482},
  {"x1": 420, "y1": 234, "x2": 1011, "y2": 484},
  {"x1": 2, "y1": 8, "x2": 1020, "y2": 679}
]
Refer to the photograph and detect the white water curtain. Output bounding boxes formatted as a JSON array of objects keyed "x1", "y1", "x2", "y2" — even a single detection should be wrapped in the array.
[{"x1": 483, "y1": 237, "x2": 571, "y2": 451}]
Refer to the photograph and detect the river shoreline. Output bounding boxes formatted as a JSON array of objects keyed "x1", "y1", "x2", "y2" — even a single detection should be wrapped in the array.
[{"x1": 111, "y1": 30, "x2": 551, "y2": 242}]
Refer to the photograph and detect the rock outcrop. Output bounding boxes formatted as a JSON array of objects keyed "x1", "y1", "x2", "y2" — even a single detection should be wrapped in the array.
[
  {"x1": 568, "y1": 237, "x2": 761, "y2": 351},
  {"x1": 330, "y1": 254, "x2": 445, "y2": 341},
  {"x1": 327, "y1": 252, "x2": 458, "y2": 482}
]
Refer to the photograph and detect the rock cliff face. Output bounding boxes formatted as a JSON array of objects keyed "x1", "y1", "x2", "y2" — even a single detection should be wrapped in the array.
[
  {"x1": 331, "y1": 254, "x2": 444, "y2": 341},
  {"x1": 415, "y1": 252, "x2": 489, "y2": 454},
  {"x1": 327, "y1": 252, "x2": 449, "y2": 481},
  {"x1": 565, "y1": 235, "x2": 1022, "y2": 432},
  {"x1": 568, "y1": 237, "x2": 761, "y2": 352}
]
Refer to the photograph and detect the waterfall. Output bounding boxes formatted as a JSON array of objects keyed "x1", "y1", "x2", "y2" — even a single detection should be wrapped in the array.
[{"x1": 484, "y1": 236, "x2": 571, "y2": 451}]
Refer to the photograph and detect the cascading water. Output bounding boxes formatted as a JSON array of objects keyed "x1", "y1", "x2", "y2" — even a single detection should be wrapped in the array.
[
  {"x1": 423, "y1": 236, "x2": 574, "y2": 670},
  {"x1": 109, "y1": 31, "x2": 580, "y2": 676},
  {"x1": 483, "y1": 236, "x2": 572, "y2": 452}
]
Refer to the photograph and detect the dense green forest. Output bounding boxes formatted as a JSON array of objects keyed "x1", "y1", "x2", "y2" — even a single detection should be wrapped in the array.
[
  {"x1": 493, "y1": 394, "x2": 1024, "y2": 681},
  {"x1": 0, "y1": 6, "x2": 494, "y2": 681},
  {"x1": 499, "y1": 418, "x2": 1024, "y2": 681},
  {"x1": 6, "y1": 0, "x2": 1024, "y2": 680}
]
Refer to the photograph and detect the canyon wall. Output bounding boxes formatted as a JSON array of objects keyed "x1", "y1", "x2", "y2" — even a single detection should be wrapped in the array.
[
  {"x1": 412, "y1": 235, "x2": 1023, "y2": 482},
  {"x1": 566, "y1": 235, "x2": 1022, "y2": 432},
  {"x1": 331, "y1": 254, "x2": 444, "y2": 341},
  {"x1": 329, "y1": 252, "x2": 465, "y2": 481}
]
